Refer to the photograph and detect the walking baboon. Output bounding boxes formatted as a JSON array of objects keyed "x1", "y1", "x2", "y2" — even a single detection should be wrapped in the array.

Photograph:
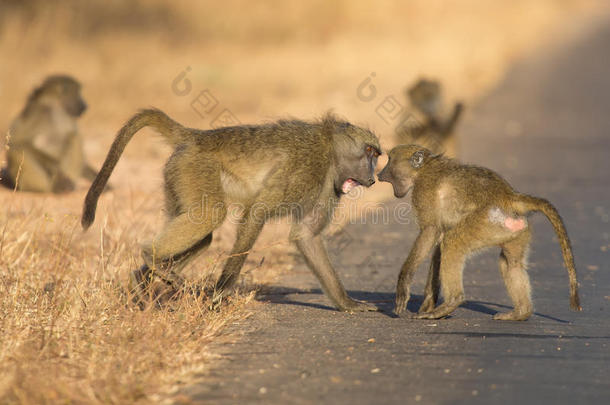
[
  {"x1": 395, "y1": 79, "x2": 463, "y2": 157},
  {"x1": 82, "y1": 109, "x2": 381, "y2": 312},
  {"x1": 3, "y1": 75, "x2": 97, "y2": 192},
  {"x1": 378, "y1": 145, "x2": 581, "y2": 320}
]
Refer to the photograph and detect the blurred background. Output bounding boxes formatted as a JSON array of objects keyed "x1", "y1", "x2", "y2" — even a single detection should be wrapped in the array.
[{"x1": 1, "y1": 0, "x2": 607, "y2": 166}]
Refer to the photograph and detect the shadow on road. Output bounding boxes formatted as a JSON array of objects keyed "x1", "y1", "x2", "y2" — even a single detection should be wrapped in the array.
[
  {"x1": 429, "y1": 331, "x2": 610, "y2": 340},
  {"x1": 256, "y1": 286, "x2": 570, "y2": 322}
]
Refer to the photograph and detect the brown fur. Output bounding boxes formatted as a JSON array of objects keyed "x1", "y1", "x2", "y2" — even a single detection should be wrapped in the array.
[
  {"x1": 395, "y1": 79, "x2": 463, "y2": 157},
  {"x1": 3, "y1": 75, "x2": 97, "y2": 192},
  {"x1": 378, "y1": 144, "x2": 581, "y2": 320},
  {"x1": 82, "y1": 108, "x2": 382, "y2": 312}
]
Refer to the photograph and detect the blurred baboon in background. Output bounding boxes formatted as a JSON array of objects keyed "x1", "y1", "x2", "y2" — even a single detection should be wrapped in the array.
[
  {"x1": 395, "y1": 78, "x2": 464, "y2": 157},
  {"x1": 2, "y1": 75, "x2": 98, "y2": 192}
]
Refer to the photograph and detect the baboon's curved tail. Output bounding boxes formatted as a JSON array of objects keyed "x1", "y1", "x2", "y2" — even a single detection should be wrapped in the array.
[
  {"x1": 81, "y1": 108, "x2": 185, "y2": 230},
  {"x1": 512, "y1": 194, "x2": 582, "y2": 311}
]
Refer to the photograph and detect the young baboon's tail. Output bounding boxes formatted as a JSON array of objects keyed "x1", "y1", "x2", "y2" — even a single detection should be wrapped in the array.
[
  {"x1": 512, "y1": 194, "x2": 582, "y2": 311},
  {"x1": 81, "y1": 108, "x2": 184, "y2": 230}
]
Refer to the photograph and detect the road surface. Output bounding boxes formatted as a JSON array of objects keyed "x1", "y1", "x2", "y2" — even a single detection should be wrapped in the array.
[{"x1": 182, "y1": 16, "x2": 610, "y2": 405}]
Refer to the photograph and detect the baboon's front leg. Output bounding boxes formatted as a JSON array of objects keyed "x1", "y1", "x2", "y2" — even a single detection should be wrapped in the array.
[
  {"x1": 291, "y1": 223, "x2": 377, "y2": 312},
  {"x1": 414, "y1": 227, "x2": 470, "y2": 319},
  {"x1": 394, "y1": 226, "x2": 439, "y2": 315},
  {"x1": 419, "y1": 244, "x2": 441, "y2": 313}
]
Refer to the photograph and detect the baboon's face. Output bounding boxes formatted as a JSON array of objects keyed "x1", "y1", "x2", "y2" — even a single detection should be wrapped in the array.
[
  {"x1": 334, "y1": 126, "x2": 381, "y2": 194},
  {"x1": 58, "y1": 81, "x2": 87, "y2": 117},
  {"x1": 378, "y1": 145, "x2": 429, "y2": 198},
  {"x1": 37, "y1": 76, "x2": 87, "y2": 117}
]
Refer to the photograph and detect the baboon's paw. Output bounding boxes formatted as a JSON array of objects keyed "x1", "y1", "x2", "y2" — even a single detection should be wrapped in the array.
[
  {"x1": 128, "y1": 268, "x2": 152, "y2": 310},
  {"x1": 209, "y1": 292, "x2": 225, "y2": 311},
  {"x1": 393, "y1": 288, "x2": 410, "y2": 316}
]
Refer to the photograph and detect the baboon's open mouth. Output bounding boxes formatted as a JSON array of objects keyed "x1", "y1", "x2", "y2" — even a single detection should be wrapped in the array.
[{"x1": 341, "y1": 178, "x2": 361, "y2": 193}]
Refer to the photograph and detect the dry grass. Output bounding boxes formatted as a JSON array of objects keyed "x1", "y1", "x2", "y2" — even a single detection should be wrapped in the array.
[
  {"x1": 0, "y1": 188, "x2": 269, "y2": 404},
  {"x1": 0, "y1": 1, "x2": 607, "y2": 403}
]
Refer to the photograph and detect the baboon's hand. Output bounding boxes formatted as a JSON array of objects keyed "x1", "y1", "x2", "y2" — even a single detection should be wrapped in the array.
[
  {"x1": 338, "y1": 298, "x2": 378, "y2": 313},
  {"x1": 394, "y1": 285, "x2": 410, "y2": 315}
]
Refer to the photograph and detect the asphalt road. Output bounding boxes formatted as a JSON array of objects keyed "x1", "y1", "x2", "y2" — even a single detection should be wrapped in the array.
[{"x1": 183, "y1": 17, "x2": 610, "y2": 405}]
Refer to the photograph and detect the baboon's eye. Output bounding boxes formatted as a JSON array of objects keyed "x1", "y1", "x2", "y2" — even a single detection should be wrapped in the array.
[{"x1": 366, "y1": 145, "x2": 380, "y2": 158}]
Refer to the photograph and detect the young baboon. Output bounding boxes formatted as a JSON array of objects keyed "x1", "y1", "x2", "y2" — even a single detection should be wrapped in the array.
[
  {"x1": 377, "y1": 145, "x2": 581, "y2": 320},
  {"x1": 82, "y1": 109, "x2": 381, "y2": 312},
  {"x1": 3, "y1": 75, "x2": 97, "y2": 192},
  {"x1": 395, "y1": 79, "x2": 463, "y2": 157}
]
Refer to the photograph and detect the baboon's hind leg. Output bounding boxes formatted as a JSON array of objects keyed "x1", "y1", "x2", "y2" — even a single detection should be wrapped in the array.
[
  {"x1": 142, "y1": 212, "x2": 224, "y2": 274},
  {"x1": 133, "y1": 205, "x2": 226, "y2": 302},
  {"x1": 133, "y1": 159, "x2": 227, "y2": 304},
  {"x1": 131, "y1": 232, "x2": 214, "y2": 307},
  {"x1": 137, "y1": 232, "x2": 215, "y2": 284},
  {"x1": 493, "y1": 229, "x2": 533, "y2": 321}
]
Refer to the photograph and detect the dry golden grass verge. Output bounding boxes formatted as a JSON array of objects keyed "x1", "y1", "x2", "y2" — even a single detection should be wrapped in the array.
[{"x1": 0, "y1": 198, "x2": 257, "y2": 404}]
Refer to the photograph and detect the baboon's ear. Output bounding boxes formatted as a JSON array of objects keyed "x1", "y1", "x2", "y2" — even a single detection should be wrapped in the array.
[{"x1": 410, "y1": 150, "x2": 426, "y2": 168}]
